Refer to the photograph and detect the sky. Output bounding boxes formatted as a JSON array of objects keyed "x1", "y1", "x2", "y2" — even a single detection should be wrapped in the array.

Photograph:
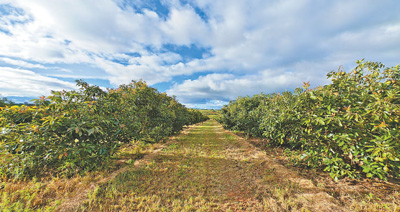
[{"x1": 0, "y1": 0, "x2": 399, "y2": 109}]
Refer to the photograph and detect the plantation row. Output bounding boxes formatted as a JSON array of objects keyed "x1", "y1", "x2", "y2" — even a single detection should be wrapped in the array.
[
  {"x1": 219, "y1": 60, "x2": 399, "y2": 181},
  {"x1": 0, "y1": 80, "x2": 208, "y2": 179}
]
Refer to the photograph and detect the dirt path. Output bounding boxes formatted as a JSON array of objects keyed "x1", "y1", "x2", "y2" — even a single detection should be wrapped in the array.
[{"x1": 71, "y1": 119, "x2": 348, "y2": 211}]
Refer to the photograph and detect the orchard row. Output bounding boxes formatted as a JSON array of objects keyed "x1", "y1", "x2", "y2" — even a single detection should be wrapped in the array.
[
  {"x1": 0, "y1": 80, "x2": 208, "y2": 179},
  {"x1": 219, "y1": 60, "x2": 399, "y2": 181}
]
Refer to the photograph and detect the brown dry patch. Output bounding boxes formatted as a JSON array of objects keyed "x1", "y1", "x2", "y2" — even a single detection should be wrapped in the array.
[
  {"x1": 77, "y1": 120, "x2": 349, "y2": 211},
  {"x1": 219, "y1": 128, "x2": 345, "y2": 211},
  {"x1": 245, "y1": 135, "x2": 400, "y2": 212},
  {"x1": 0, "y1": 124, "x2": 199, "y2": 212},
  {"x1": 55, "y1": 150, "x2": 163, "y2": 212},
  {"x1": 55, "y1": 123, "x2": 200, "y2": 212},
  {"x1": 0, "y1": 174, "x2": 98, "y2": 211},
  {"x1": 55, "y1": 179, "x2": 101, "y2": 212},
  {"x1": 12, "y1": 119, "x2": 397, "y2": 211}
]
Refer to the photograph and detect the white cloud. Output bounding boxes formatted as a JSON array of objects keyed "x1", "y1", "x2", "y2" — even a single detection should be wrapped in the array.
[
  {"x1": 0, "y1": 57, "x2": 47, "y2": 69},
  {"x1": 161, "y1": 7, "x2": 210, "y2": 45},
  {"x1": 167, "y1": 58, "x2": 352, "y2": 106},
  {"x1": 186, "y1": 100, "x2": 229, "y2": 110},
  {"x1": 0, "y1": 67, "x2": 77, "y2": 97},
  {"x1": 0, "y1": 0, "x2": 399, "y2": 106},
  {"x1": 331, "y1": 23, "x2": 400, "y2": 59}
]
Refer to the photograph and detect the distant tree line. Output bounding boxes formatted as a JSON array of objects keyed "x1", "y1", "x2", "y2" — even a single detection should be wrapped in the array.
[{"x1": 0, "y1": 97, "x2": 15, "y2": 107}]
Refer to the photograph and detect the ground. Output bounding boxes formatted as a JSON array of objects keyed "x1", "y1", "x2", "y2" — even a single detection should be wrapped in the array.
[
  {"x1": 77, "y1": 119, "x2": 400, "y2": 211},
  {"x1": 1, "y1": 119, "x2": 399, "y2": 211}
]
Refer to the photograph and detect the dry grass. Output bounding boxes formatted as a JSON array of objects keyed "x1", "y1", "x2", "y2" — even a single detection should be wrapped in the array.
[
  {"x1": 247, "y1": 138, "x2": 400, "y2": 212},
  {"x1": 77, "y1": 120, "x2": 345, "y2": 211},
  {"x1": 3, "y1": 120, "x2": 398, "y2": 211},
  {"x1": 0, "y1": 140, "x2": 160, "y2": 211},
  {"x1": 0, "y1": 174, "x2": 96, "y2": 211}
]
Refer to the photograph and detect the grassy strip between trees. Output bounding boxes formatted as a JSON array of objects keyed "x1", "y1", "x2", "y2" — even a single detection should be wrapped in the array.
[
  {"x1": 0, "y1": 80, "x2": 208, "y2": 179},
  {"x1": 1, "y1": 118, "x2": 399, "y2": 211},
  {"x1": 219, "y1": 60, "x2": 400, "y2": 181},
  {"x1": 71, "y1": 119, "x2": 400, "y2": 211}
]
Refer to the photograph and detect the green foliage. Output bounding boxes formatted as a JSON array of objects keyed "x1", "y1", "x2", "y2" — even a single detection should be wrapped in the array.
[
  {"x1": 219, "y1": 94, "x2": 268, "y2": 137},
  {"x1": 219, "y1": 60, "x2": 400, "y2": 180},
  {"x1": 0, "y1": 80, "x2": 207, "y2": 179},
  {"x1": 0, "y1": 97, "x2": 14, "y2": 107}
]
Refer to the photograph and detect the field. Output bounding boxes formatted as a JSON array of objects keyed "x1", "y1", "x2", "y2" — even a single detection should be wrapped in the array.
[
  {"x1": 199, "y1": 109, "x2": 219, "y2": 120},
  {"x1": 1, "y1": 119, "x2": 399, "y2": 211},
  {"x1": 0, "y1": 60, "x2": 399, "y2": 211}
]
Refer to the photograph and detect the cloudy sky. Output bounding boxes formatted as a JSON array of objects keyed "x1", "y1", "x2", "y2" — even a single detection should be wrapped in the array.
[{"x1": 0, "y1": 0, "x2": 399, "y2": 108}]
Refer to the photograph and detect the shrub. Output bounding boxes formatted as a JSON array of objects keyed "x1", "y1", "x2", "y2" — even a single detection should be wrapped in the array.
[
  {"x1": 0, "y1": 80, "x2": 207, "y2": 179},
  {"x1": 219, "y1": 60, "x2": 400, "y2": 180}
]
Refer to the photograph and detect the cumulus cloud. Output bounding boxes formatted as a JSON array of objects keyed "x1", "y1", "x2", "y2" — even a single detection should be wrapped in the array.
[
  {"x1": 0, "y1": 67, "x2": 77, "y2": 97},
  {"x1": 167, "y1": 64, "x2": 328, "y2": 107},
  {"x1": 0, "y1": 0, "x2": 399, "y2": 107},
  {"x1": 161, "y1": 7, "x2": 210, "y2": 45},
  {"x1": 167, "y1": 56, "x2": 368, "y2": 107},
  {"x1": 0, "y1": 57, "x2": 47, "y2": 69}
]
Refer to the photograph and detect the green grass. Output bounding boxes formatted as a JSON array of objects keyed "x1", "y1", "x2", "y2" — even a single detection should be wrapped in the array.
[
  {"x1": 77, "y1": 120, "x2": 330, "y2": 211},
  {"x1": 199, "y1": 109, "x2": 219, "y2": 120},
  {"x1": 0, "y1": 141, "x2": 158, "y2": 211},
  {"x1": 3, "y1": 119, "x2": 399, "y2": 211}
]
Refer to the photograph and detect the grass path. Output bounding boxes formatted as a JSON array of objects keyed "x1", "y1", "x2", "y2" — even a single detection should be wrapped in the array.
[
  {"x1": 1, "y1": 118, "x2": 398, "y2": 211},
  {"x1": 77, "y1": 119, "x2": 344, "y2": 211}
]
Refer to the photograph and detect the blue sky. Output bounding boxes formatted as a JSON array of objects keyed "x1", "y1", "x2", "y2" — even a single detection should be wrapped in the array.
[{"x1": 0, "y1": 0, "x2": 399, "y2": 108}]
